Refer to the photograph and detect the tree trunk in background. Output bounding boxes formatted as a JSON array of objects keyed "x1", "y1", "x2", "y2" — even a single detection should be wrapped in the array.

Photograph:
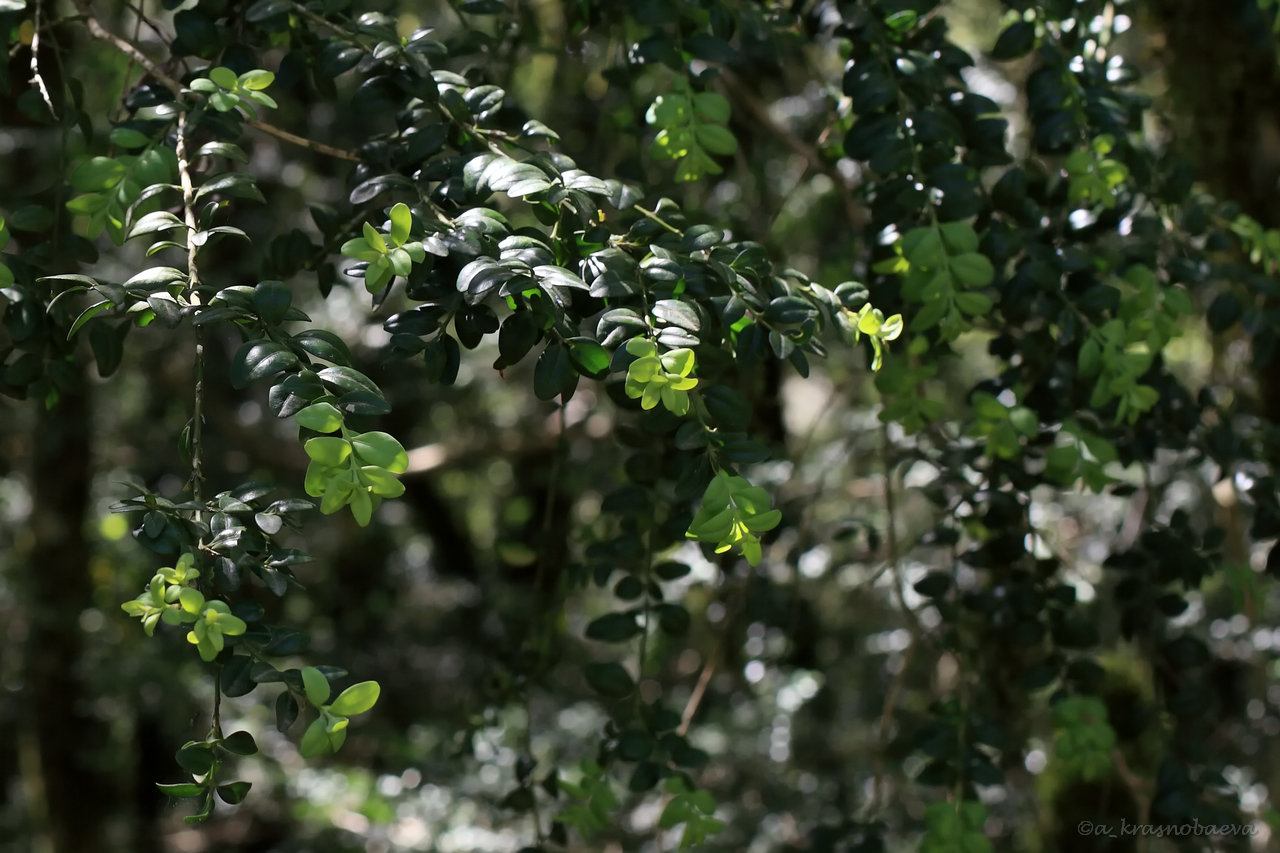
[
  {"x1": 18, "y1": 380, "x2": 112, "y2": 853},
  {"x1": 1147, "y1": 0, "x2": 1280, "y2": 818},
  {"x1": 1150, "y1": 0, "x2": 1280, "y2": 229}
]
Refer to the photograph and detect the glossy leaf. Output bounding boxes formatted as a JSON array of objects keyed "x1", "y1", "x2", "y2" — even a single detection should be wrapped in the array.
[{"x1": 327, "y1": 680, "x2": 381, "y2": 716}]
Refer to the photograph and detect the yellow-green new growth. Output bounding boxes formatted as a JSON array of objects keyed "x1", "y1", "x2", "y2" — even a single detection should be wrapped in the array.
[
  {"x1": 340, "y1": 203, "x2": 426, "y2": 293},
  {"x1": 121, "y1": 552, "x2": 246, "y2": 661},
  {"x1": 297, "y1": 401, "x2": 408, "y2": 526},
  {"x1": 297, "y1": 666, "x2": 381, "y2": 757},
  {"x1": 623, "y1": 337, "x2": 699, "y2": 416},
  {"x1": 686, "y1": 471, "x2": 782, "y2": 566},
  {"x1": 190, "y1": 66, "x2": 278, "y2": 116}
]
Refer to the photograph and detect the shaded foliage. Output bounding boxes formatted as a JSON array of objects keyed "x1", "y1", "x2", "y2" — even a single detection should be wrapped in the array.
[{"x1": 3, "y1": 1, "x2": 1280, "y2": 852}]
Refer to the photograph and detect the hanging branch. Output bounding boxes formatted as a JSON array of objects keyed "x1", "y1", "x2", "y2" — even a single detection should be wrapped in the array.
[
  {"x1": 175, "y1": 109, "x2": 206, "y2": 512},
  {"x1": 28, "y1": 0, "x2": 57, "y2": 119}
]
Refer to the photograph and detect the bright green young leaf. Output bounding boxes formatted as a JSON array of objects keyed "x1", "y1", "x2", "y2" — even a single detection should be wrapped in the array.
[
  {"x1": 359, "y1": 465, "x2": 407, "y2": 498},
  {"x1": 304, "y1": 436, "x2": 352, "y2": 466},
  {"x1": 388, "y1": 202, "x2": 412, "y2": 245},
  {"x1": 209, "y1": 66, "x2": 239, "y2": 90},
  {"x1": 362, "y1": 221, "x2": 387, "y2": 253},
  {"x1": 350, "y1": 431, "x2": 408, "y2": 472},
  {"x1": 301, "y1": 666, "x2": 331, "y2": 706},
  {"x1": 365, "y1": 259, "x2": 393, "y2": 292},
  {"x1": 568, "y1": 337, "x2": 610, "y2": 377},
  {"x1": 327, "y1": 680, "x2": 381, "y2": 716},
  {"x1": 238, "y1": 69, "x2": 275, "y2": 90},
  {"x1": 299, "y1": 717, "x2": 329, "y2": 757},
  {"x1": 348, "y1": 487, "x2": 373, "y2": 526},
  {"x1": 295, "y1": 402, "x2": 344, "y2": 433},
  {"x1": 340, "y1": 237, "x2": 383, "y2": 262},
  {"x1": 320, "y1": 474, "x2": 356, "y2": 514}
]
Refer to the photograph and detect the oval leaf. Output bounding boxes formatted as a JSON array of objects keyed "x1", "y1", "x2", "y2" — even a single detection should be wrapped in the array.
[
  {"x1": 301, "y1": 665, "x2": 331, "y2": 706},
  {"x1": 327, "y1": 680, "x2": 381, "y2": 716}
]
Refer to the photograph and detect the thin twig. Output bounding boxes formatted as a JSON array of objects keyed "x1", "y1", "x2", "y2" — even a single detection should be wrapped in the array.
[
  {"x1": 1110, "y1": 747, "x2": 1152, "y2": 820},
  {"x1": 715, "y1": 69, "x2": 870, "y2": 232},
  {"x1": 521, "y1": 404, "x2": 570, "y2": 849},
  {"x1": 176, "y1": 111, "x2": 206, "y2": 515},
  {"x1": 29, "y1": 0, "x2": 57, "y2": 119},
  {"x1": 866, "y1": 426, "x2": 926, "y2": 818},
  {"x1": 291, "y1": 1, "x2": 364, "y2": 43},
  {"x1": 633, "y1": 205, "x2": 684, "y2": 236},
  {"x1": 531, "y1": 404, "x2": 568, "y2": 614},
  {"x1": 77, "y1": 2, "x2": 183, "y2": 93},
  {"x1": 881, "y1": 429, "x2": 924, "y2": 640},
  {"x1": 520, "y1": 698, "x2": 546, "y2": 845},
  {"x1": 125, "y1": 0, "x2": 171, "y2": 43},
  {"x1": 176, "y1": 114, "x2": 200, "y2": 287},
  {"x1": 210, "y1": 666, "x2": 223, "y2": 738},
  {"x1": 636, "y1": 524, "x2": 655, "y2": 694},
  {"x1": 76, "y1": 4, "x2": 360, "y2": 162},
  {"x1": 244, "y1": 117, "x2": 360, "y2": 161},
  {"x1": 677, "y1": 649, "x2": 718, "y2": 737},
  {"x1": 108, "y1": 2, "x2": 145, "y2": 124}
]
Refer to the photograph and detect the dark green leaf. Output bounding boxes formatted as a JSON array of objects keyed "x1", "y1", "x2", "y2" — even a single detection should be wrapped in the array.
[
  {"x1": 656, "y1": 603, "x2": 690, "y2": 635},
  {"x1": 652, "y1": 299, "x2": 700, "y2": 331},
  {"x1": 617, "y1": 728, "x2": 654, "y2": 761},
  {"x1": 501, "y1": 786, "x2": 536, "y2": 810},
  {"x1": 195, "y1": 172, "x2": 265, "y2": 204},
  {"x1": 423, "y1": 335, "x2": 462, "y2": 385},
  {"x1": 585, "y1": 611, "x2": 640, "y2": 642},
  {"x1": 455, "y1": 304, "x2": 500, "y2": 349},
  {"x1": 216, "y1": 781, "x2": 252, "y2": 804},
  {"x1": 230, "y1": 340, "x2": 299, "y2": 389},
  {"x1": 497, "y1": 311, "x2": 540, "y2": 367},
  {"x1": 349, "y1": 173, "x2": 416, "y2": 205},
  {"x1": 317, "y1": 365, "x2": 383, "y2": 399},
  {"x1": 991, "y1": 21, "x2": 1036, "y2": 61},
  {"x1": 764, "y1": 296, "x2": 816, "y2": 326},
  {"x1": 653, "y1": 560, "x2": 691, "y2": 581},
  {"x1": 457, "y1": 258, "x2": 510, "y2": 304},
  {"x1": 583, "y1": 662, "x2": 635, "y2": 698},
  {"x1": 89, "y1": 322, "x2": 128, "y2": 377},
  {"x1": 175, "y1": 742, "x2": 216, "y2": 775},
  {"x1": 534, "y1": 342, "x2": 577, "y2": 401},
  {"x1": 221, "y1": 731, "x2": 258, "y2": 756},
  {"x1": 614, "y1": 575, "x2": 644, "y2": 600},
  {"x1": 252, "y1": 280, "x2": 292, "y2": 326},
  {"x1": 157, "y1": 782, "x2": 206, "y2": 799},
  {"x1": 292, "y1": 330, "x2": 352, "y2": 365},
  {"x1": 275, "y1": 691, "x2": 299, "y2": 732},
  {"x1": 68, "y1": 300, "x2": 113, "y2": 339},
  {"x1": 1207, "y1": 293, "x2": 1241, "y2": 332},
  {"x1": 221, "y1": 655, "x2": 257, "y2": 697},
  {"x1": 629, "y1": 761, "x2": 662, "y2": 793},
  {"x1": 680, "y1": 225, "x2": 724, "y2": 252},
  {"x1": 913, "y1": 571, "x2": 953, "y2": 599},
  {"x1": 459, "y1": 0, "x2": 506, "y2": 13}
]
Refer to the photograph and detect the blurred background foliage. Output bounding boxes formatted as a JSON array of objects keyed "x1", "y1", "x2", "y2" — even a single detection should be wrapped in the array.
[{"x1": 2, "y1": 0, "x2": 1280, "y2": 852}]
